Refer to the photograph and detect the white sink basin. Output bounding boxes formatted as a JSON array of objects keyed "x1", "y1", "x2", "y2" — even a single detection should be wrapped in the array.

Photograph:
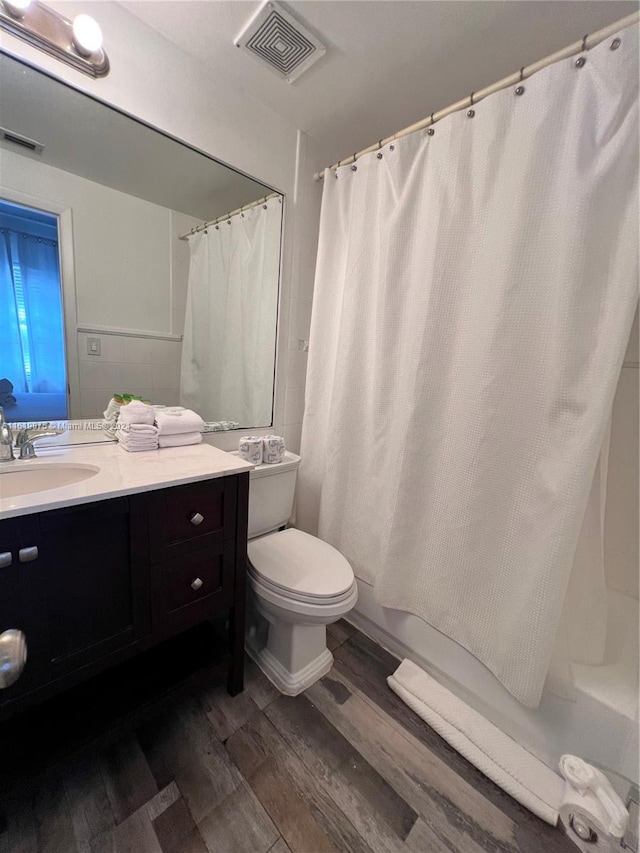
[{"x1": 0, "y1": 463, "x2": 100, "y2": 499}]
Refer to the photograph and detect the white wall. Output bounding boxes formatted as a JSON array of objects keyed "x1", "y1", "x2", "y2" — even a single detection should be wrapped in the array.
[
  {"x1": 0, "y1": 0, "x2": 324, "y2": 450},
  {"x1": 0, "y1": 148, "x2": 201, "y2": 417},
  {"x1": 1, "y1": 148, "x2": 189, "y2": 333},
  {"x1": 605, "y1": 308, "x2": 639, "y2": 600}
]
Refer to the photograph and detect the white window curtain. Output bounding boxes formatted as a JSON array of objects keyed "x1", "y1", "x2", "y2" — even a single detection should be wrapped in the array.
[
  {"x1": 297, "y1": 26, "x2": 639, "y2": 708},
  {"x1": 0, "y1": 229, "x2": 66, "y2": 399},
  {"x1": 180, "y1": 196, "x2": 281, "y2": 426},
  {"x1": 0, "y1": 234, "x2": 25, "y2": 393}
]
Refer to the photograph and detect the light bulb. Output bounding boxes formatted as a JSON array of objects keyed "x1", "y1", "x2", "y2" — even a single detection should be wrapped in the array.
[
  {"x1": 3, "y1": 0, "x2": 32, "y2": 18},
  {"x1": 72, "y1": 14, "x2": 103, "y2": 56}
]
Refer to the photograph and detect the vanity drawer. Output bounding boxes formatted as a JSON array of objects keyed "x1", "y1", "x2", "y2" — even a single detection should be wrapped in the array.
[
  {"x1": 153, "y1": 540, "x2": 235, "y2": 634},
  {"x1": 150, "y1": 476, "x2": 237, "y2": 563}
]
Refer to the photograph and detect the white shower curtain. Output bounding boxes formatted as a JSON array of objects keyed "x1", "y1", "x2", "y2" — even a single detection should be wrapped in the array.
[
  {"x1": 298, "y1": 26, "x2": 639, "y2": 707},
  {"x1": 180, "y1": 196, "x2": 281, "y2": 426}
]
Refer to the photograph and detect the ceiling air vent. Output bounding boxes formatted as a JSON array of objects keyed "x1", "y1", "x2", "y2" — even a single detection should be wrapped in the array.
[
  {"x1": 234, "y1": 1, "x2": 325, "y2": 84},
  {"x1": 0, "y1": 127, "x2": 44, "y2": 155}
]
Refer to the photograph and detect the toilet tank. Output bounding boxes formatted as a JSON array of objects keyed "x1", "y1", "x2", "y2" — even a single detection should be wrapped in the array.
[{"x1": 232, "y1": 451, "x2": 301, "y2": 538}]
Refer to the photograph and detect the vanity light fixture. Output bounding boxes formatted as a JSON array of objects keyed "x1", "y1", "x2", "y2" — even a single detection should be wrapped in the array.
[
  {"x1": 3, "y1": 0, "x2": 31, "y2": 19},
  {"x1": 0, "y1": 0, "x2": 109, "y2": 77},
  {"x1": 71, "y1": 13, "x2": 102, "y2": 56}
]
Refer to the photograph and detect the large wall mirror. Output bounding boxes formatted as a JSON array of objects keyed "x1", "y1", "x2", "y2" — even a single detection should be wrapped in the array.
[{"x1": 0, "y1": 53, "x2": 283, "y2": 442}]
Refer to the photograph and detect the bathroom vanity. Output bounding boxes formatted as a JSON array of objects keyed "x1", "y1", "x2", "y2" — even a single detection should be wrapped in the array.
[{"x1": 0, "y1": 443, "x2": 251, "y2": 724}]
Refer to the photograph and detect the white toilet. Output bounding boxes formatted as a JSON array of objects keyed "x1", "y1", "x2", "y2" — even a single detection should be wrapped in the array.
[{"x1": 239, "y1": 451, "x2": 357, "y2": 696}]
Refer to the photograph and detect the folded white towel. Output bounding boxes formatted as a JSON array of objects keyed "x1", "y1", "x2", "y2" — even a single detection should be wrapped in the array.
[
  {"x1": 119, "y1": 442, "x2": 158, "y2": 452},
  {"x1": 118, "y1": 423, "x2": 159, "y2": 451},
  {"x1": 155, "y1": 408, "x2": 205, "y2": 436},
  {"x1": 120, "y1": 440, "x2": 158, "y2": 449},
  {"x1": 119, "y1": 436, "x2": 158, "y2": 448},
  {"x1": 158, "y1": 432, "x2": 202, "y2": 448},
  {"x1": 118, "y1": 401, "x2": 155, "y2": 426},
  {"x1": 121, "y1": 423, "x2": 158, "y2": 435}
]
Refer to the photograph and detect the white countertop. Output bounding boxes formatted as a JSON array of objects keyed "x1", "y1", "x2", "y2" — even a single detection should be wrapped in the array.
[{"x1": 0, "y1": 443, "x2": 254, "y2": 520}]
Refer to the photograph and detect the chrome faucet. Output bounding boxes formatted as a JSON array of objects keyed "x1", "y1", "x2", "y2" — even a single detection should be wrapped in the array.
[
  {"x1": 15, "y1": 425, "x2": 64, "y2": 459},
  {"x1": 0, "y1": 407, "x2": 14, "y2": 462}
]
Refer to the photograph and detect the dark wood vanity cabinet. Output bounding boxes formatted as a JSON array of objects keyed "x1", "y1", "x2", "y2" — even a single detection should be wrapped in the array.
[{"x1": 0, "y1": 473, "x2": 249, "y2": 722}]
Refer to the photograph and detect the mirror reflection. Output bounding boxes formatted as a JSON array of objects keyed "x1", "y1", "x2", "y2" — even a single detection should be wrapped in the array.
[{"x1": 0, "y1": 53, "x2": 282, "y2": 438}]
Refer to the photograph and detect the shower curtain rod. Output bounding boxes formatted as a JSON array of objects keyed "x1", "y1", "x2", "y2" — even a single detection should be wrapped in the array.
[
  {"x1": 178, "y1": 192, "x2": 280, "y2": 240},
  {"x1": 313, "y1": 11, "x2": 640, "y2": 181}
]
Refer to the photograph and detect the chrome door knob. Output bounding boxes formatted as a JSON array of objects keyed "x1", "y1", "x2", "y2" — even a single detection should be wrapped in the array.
[
  {"x1": 0, "y1": 629, "x2": 27, "y2": 689},
  {"x1": 190, "y1": 512, "x2": 204, "y2": 526},
  {"x1": 191, "y1": 578, "x2": 203, "y2": 591}
]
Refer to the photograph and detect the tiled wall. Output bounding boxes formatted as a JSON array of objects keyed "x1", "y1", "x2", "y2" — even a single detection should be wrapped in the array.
[{"x1": 77, "y1": 332, "x2": 182, "y2": 418}]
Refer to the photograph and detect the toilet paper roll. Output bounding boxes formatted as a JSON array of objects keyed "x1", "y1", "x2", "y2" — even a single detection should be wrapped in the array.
[
  {"x1": 239, "y1": 436, "x2": 264, "y2": 464},
  {"x1": 262, "y1": 435, "x2": 286, "y2": 464}
]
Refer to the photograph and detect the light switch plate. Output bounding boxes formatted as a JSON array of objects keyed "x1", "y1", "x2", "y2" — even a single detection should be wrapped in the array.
[{"x1": 87, "y1": 337, "x2": 101, "y2": 356}]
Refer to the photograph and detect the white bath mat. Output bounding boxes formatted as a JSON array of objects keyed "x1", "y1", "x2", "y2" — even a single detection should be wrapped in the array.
[{"x1": 388, "y1": 659, "x2": 565, "y2": 824}]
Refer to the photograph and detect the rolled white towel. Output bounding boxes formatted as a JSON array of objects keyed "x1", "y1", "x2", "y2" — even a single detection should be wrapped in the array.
[
  {"x1": 118, "y1": 401, "x2": 155, "y2": 426},
  {"x1": 103, "y1": 397, "x2": 122, "y2": 420},
  {"x1": 155, "y1": 408, "x2": 205, "y2": 436},
  {"x1": 262, "y1": 435, "x2": 286, "y2": 464},
  {"x1": 158, "y1": 432, "x2": 203, "y2": 448},
  {"x1": 239, "y1": 436, "x2": 263, "y2": 464}
]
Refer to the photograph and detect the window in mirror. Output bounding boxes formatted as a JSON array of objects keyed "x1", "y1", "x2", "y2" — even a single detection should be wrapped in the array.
[{"x1": 0, "y1": 199, "x2": 67, "y2": 423}]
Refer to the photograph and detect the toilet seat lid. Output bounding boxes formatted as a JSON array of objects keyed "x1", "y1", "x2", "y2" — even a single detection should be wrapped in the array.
[{"x1": 248, "y1": 528, "x2": 354, "y2": 598}]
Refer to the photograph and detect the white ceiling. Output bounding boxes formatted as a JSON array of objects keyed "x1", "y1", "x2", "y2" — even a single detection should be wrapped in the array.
[
  {"x1": 0, "y1": 53, "x2": 271, "y2": 220},
  {"x1": 121, "y1": 0, "x2": 638, "y2": 168}
]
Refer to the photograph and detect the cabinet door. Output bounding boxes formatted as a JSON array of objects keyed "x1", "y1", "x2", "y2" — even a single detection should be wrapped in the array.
[
  {"x1": 0, "y1": 515, "x2": 49, "y2": 703},
  {"x1": 37, "y1": 496, "x2": 151, "y2": 676}
]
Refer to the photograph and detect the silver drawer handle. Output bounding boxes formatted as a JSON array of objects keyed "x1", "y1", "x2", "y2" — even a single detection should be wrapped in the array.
[
  {"x1": 191, "y1": 577, "x2": 203, "y2": 591},
  {"x1": 0, "y1": 630, "x2": 27, "y2": 689},
  {"x1": 19, "y1": 546, "x2": 38, "y2": 563},
  {"x1": 0, "y1": 552, "x2": 12, "y2": 569},
  {"x1": 190, "y1": 512, "x2": 204, "y2": 526}
]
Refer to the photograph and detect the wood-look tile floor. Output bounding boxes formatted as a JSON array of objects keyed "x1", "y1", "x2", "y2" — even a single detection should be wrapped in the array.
[{"x1": 0, "y1": 622, "x2": 576, "y2": 853}]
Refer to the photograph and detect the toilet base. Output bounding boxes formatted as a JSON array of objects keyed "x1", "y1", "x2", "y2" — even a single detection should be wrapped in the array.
[
  {"x1": 247, "y1": 643, "x2": 333, "y2": 696},
  {"x1": 246, "y1": 621, "x2": 334, "y2": 696}
]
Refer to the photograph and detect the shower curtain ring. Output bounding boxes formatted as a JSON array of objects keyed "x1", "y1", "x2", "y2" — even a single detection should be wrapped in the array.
[
  {"x1": 581, "y1": 34, "x2": 588, "y2": 52},
  {"x1": 377, "y1": 140, "x2": 383, "y2": 159},
  {"x1": 470, "y1": 92, "x2": 475, "y2": 105},
  {"x1": 519, "y1": 67, "x2": 525, "y2": 82}
]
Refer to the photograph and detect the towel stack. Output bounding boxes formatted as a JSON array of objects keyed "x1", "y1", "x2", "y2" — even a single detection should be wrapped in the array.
[
  {"x1": 104, "y1": 394, "x2": 153, "y2": 440},
  {"x1": 155, "y1": 407, "x2": 205, "y2": 447},
  {"x1": 118, "y1": 401, "x2": 159, "y2": 452}
]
